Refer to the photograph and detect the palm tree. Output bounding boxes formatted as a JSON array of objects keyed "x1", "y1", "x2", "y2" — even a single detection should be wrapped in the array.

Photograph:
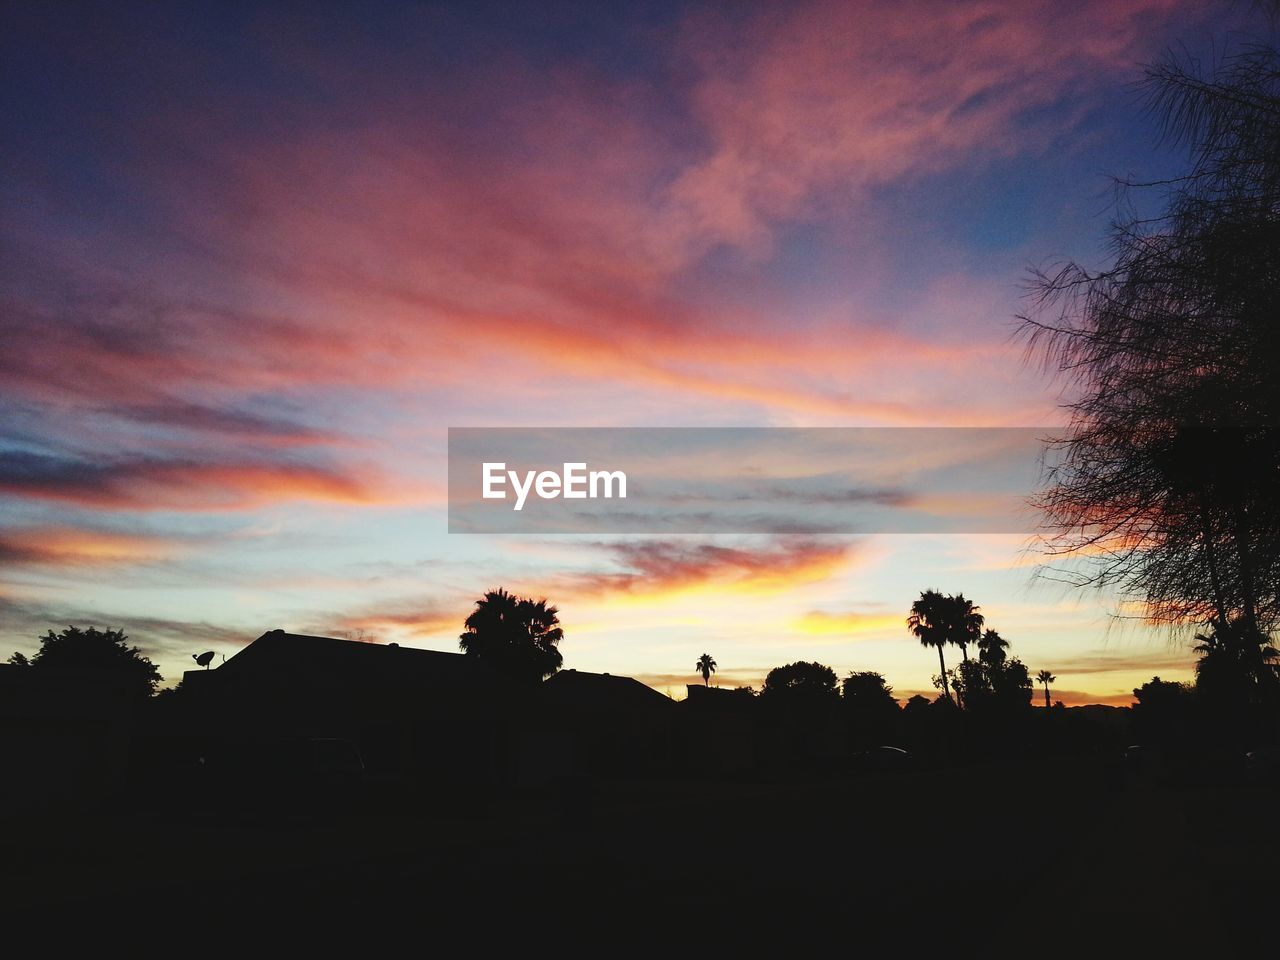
[
  {"x1": 946, "y1": 593, "x2": 985, "y2": 663},
  {"x1": 459, "y1": 587, "x2": 564, "y2": 682},
  {"x1": 696, "y1": 653, "x2": 717, "y2": 686},
  {"x1": 1036, "y1": 669, "x2": 1055, "y2": 708},
  {"x1": 1193, "y1": 617, "x2": 1280, "y2": 708},
  {"x1": 908, "y1": 590, "x2": 953, "y2": 702},
  {"x1": 977, "y1": 629, "x2": 1009, "y2": 665}
]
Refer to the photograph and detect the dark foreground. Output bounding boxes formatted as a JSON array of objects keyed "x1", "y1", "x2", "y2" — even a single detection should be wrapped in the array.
[{"x1": 2, "y1": 757, "x2": 1275, "y2": 945}]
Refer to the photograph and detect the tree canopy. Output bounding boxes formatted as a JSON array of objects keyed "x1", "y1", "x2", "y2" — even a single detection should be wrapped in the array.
[
  {"x1": 841, "y1": 670, "x2": 896, "y2": 705},
  {"x1": 10, "y1": 626, "x2": 162, "y2": 701},
  {"x1": 841, "y1": 671, "x2": 900, "y2": 745},
  {"x1": 458, "y1": 588, "x2": 564, "y2": 683},
  {"x1": 953, "y1": 656, "x2": 1033, "y2": 715},
  {"x1": 1019, "y1": 34, "x2": 1280, "y2": 635},
  {"x1": 761, "y1": 661, "x2": 839, "y2": 703},
  {"x1": 907, "y1": 590, "x2": 986, "y2": 701}
]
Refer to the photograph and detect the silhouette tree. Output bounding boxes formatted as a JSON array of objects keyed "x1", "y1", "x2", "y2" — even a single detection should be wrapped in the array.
[
  {"x1": 1036, "y1": 669, "x2": 1056, "y2": 709},
  {"x1": 1019, "y1": 20, "x2": 1280, "y2": 635},
  {"x1": 945, "y1": 593, "x2": 985, "y2": 663},
  {"x1": 1192, "y1": 617, "x2": 1280, "y2": 725},
  {"x1": 978, "y1": 629, "x2": 1009, "y2": 665},
  {"x1": 953, "y1": 655, "x2": 1033, "y2": 715},
  {"x1": 761, "y1": 661, "x2": 839, "y2": 703},
  {"x1": 842, "y1": 671, "x2": 900, "y2": 746},
  {"x1": 458, "y1": 588, "x2": 564, "y2": 683},
  {"x1": 903, "y1": 694, "x2": 931, "y2": 713},
  {"x1": 696, "y1": 653, "x2": 718, "y2": 686},
  {"x1": 908, "y1": 591, "x2": 986, "y2": 702},
  {"x1": 992, "y1": 657, "x2": 1034, "y2": 710},
  {"x1": 841, "y1": 671, "x2": 896, "y2": 704},
  {"x1": 9, "y1": 626, "x2": 162, "y2": 701},
  {"x1": 908, "y1": 590, "x2": 954, "y2": 702},
  {"x1": 1132, "y1": 676, "x2": 1196, "y2": 743},
  {"x1": 760, "y1": 661, "x2": 839, "y2": 768}
]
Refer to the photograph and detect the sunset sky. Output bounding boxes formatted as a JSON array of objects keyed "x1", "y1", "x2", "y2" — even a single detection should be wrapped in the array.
[{"x1": 3, "y1": 0, "x2": 1262, "y2": 703}]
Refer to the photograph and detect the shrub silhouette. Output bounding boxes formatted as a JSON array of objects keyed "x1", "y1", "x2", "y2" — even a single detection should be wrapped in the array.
[{"x1": 10, "y1": 626, "x2": 162, "y2": 702}]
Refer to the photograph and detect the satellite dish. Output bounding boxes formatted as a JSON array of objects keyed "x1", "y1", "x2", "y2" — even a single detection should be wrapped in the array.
[{"x1": 193, "y1": 650, "x2": 216, "y2": 669}]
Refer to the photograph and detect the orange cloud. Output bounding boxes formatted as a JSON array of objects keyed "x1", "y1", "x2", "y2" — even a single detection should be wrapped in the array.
[
  {"x1": 329, "y1": 606, "x2": 463, "y2": 641},
  {"x1": 1041, "y1": 648, "x2": 1196, "y2": 677},
  {"x1": 6, "y1": 0, "x2": 1174, "y2": 439},
  {"x1": 552, "y1": 537, "x2": 855, "y2": 603},
  {"x1": 0, "y1": 526, "x2": 180, "y2": 566},
  {"x1": 11, "y1": 0, "x2": 1184, "y2": 542},
  {"x1": 0, "y1": 451, "x2": 419, "y2": 511}
]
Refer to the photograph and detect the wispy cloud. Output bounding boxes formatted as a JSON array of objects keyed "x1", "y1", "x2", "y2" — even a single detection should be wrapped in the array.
[
  {"x1": 0, "y1": 0, "x2": 1218, "y2": 703},
  {"x1": 1041, "y1": 647, "x2": 1196, "y2": 677},
  {"x1": 323, "y1": 603, "x2": 462, "y2": 641},
  {"x1": 667, "y1": 0, "x2": 1188, "y2": 252},
  {"x1": 0, "y1": 525, "x2": 181, "y2": 567},
  {"x1": 556, "y1": 537, "x2": 856, "y2": 600},
  {"x1": 0, "y1": 450, "x2": 383, "y2": 510},
  {"x1": 0, "y1": 596, "x2": 256, "y2": 677}
]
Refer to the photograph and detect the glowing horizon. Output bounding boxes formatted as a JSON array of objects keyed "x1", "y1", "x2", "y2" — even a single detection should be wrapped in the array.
[{"x1": 5, "y1": 0, "x2": 1253, "y2": 705}]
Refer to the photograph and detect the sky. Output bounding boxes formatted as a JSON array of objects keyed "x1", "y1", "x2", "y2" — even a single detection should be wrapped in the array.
[{"x1": 2, "y1": 0, "x2": 1268, "y2": 704}]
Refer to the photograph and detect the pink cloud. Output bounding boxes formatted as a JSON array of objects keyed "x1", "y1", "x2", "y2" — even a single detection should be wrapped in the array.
[
  {"x1": 548, "y1": 537, "x2": 855, "y2": 601},
  {"x1": 0, "y1": 451, "x2": 412, "y2": 511},
  {"x1": 0, "y1": 0, "x2": 1195, "y2": 519},
  {"x1": 663, "y1": 0, "x2": 1188, "y2": 251},
  {"x1": 0, "y1": 525, "x2": 181, "y2": 567}
]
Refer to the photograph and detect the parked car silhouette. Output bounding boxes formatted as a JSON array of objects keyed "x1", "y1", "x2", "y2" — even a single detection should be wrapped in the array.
[
  {"x1": 1124, "y1": 743, "x2": 1244, "y2": 785},
  {"x1": 1245, "y1": 746, "x2": 1280, "y2": 784},
  {"x1": 848, "y1": 745, "x2": 912, "y2": 774}
]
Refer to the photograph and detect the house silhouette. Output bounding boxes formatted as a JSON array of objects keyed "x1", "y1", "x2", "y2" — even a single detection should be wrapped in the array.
[
  {"x1": 533, "y1": 668, "x2": 675, "y2": 777},
  {"x1": 162, "y1": 630, "x2": 506, "y2": 783},
  {"x1": 157, "y1": 631, "x2": 677, "y2": 788}
]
